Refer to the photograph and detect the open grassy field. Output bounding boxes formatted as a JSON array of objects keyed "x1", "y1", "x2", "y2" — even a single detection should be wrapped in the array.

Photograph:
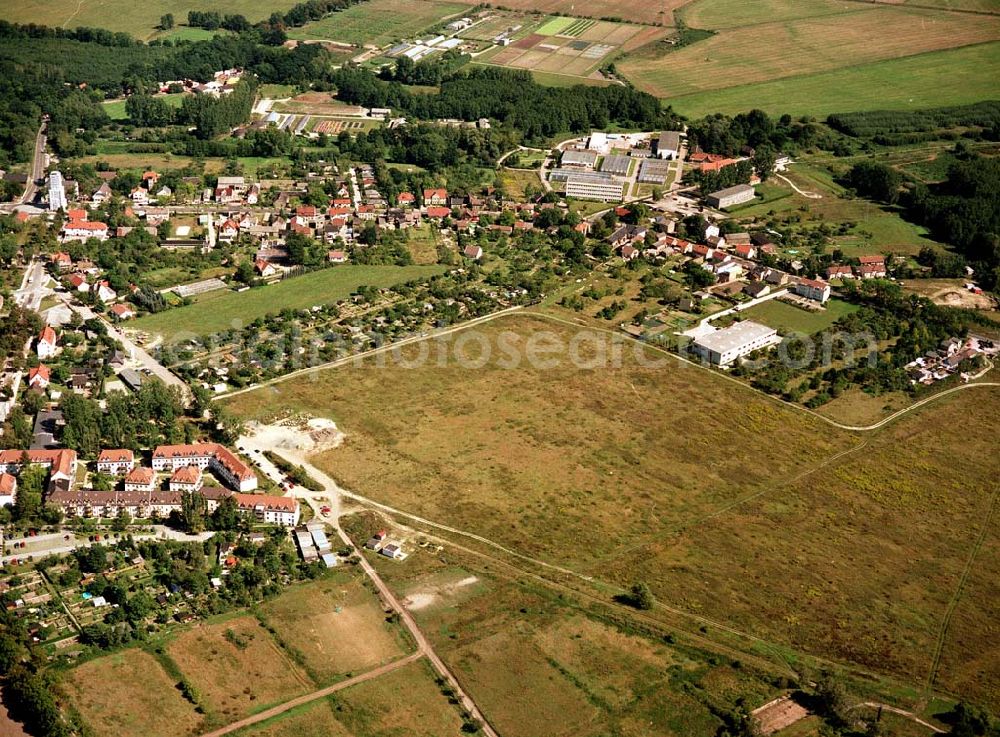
[
  {"x1": 228, "y1": 313, "x2": 856, "y2": 565},
  {"x1": 228, "y1": 312, "x2": 1000, "y2": 709},
  {"x1": 258, "y1": 575, "x2": 409, "y2": 685},
  {"x1": 732, "y1": 163, "x2": 949, "y2": 256},
  {"x1": 131, "y1": 264, "x2": 445, "y2": 341},
  {"x1": 662, "y1": 41, "x2": 1000, "y2": 118},
  {"x1": 740, "y1": 298, "x2": 859, "y2": 335},
  {"x1": 0, "y1": 0, "x2": 301, "y2": 40},
  {"x1": 232, "y1": 700, "x2": 353, "y2": 737},
  {"x1": 680, "y1": 0, "x2": 876, "y2": 29},
  {"x1": 103, "y1": 93, "x2": 186, "y2": 120},
  {"x1": 363, "y1": 551, "x2": 785, "y2": 736},
  {"x1": 620, "y1": 5, "x2": 1000, "y2": 100},
  {"x1": 72, "y1": 151, "x2": 225, "y2": 174},
  {"x1": 331, "y1": 660, "x2": 466, "y2": 736},
  {"x1": 166, "y1": 616, "x2": 313, "y2": 723},
  {"x1": 62, "y1": 649, "x2": 204, "y2": 737},
  {"x1": 286, "y1": 0, "x2": 468, "y2": 46}
]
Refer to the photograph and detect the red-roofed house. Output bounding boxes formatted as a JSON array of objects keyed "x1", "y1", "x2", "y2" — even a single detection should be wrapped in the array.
[
  {"x1": 218, "y1": 219, "x2": 239, "y2": 242},
  {"x1": 463, "y1": 245, "x2": 483, "y2": 261},
  {"x1": 398, "y1": 192, "x2": 415, "y2": 206},
  {"x1": 63, "y1": 220, "x2": 109, "y2": 242},
  {"x1": 124, "y1": 467, "x2": 157, "y2": 493},
  {"x1": 28, "y1": 365, "x2": 51, "y2": 389},
  {"x1": 97, "y1": 449, "x2": 135, "y2": 475},
  {"x1": 858, "y1": 255, "x2": 885, "y2": 266},
  {"x1": 423, "y1": 188, "x2": 447, "y2": 206},
  {"x1": 328, "y1": 250, "x2": 347, "y2": 264},
  {"x1": 233, "y1": 493, "x2": 300, "y2": 526},
  {"x1": 65, "y1": 209, "x2": 88, "y2": 223},
  {"x1": 794, "y1": 277, "x2": 831, "y2": 303},
  {"x1": 0, "y1": 473, "x2": 16, "y2": 506},
  {"x1": 110, "y1": 303, "x2": 136, "y2": 320},
  {"x1": 254, "y1": 259, "x2": 279, "y2": 277},
  {"x1": 37, "y1": 326, "x2": 58, "y2": 359},
  {"x1": 68, "y1": 273, "x2": 89, "y2": 292},
  {"x1": 425, "y1": 206, "x2": 451, "y2": 219},
  {"x1": 169, "y1": 466, "x2": 203, "y2": 493},
  {"x1": 856, "y1": 263, "x2": 887, "y2": 279},
  {"x1": 51, "y1": 252, "x2": 73, "y2": 272},
  {"x1": 825, "y1": 265, "x2": 854, "y2": 280}
]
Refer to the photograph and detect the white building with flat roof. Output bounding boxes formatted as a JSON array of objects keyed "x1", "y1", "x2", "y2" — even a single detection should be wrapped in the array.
[
  {"x1": 692, "y1": 320, "x2": 778, "y2": 366},
  {"x1": 565, "y1": 175, "x2": 624, "y2": 202}
]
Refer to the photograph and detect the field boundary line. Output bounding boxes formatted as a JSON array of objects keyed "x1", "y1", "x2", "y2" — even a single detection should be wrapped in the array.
[
  {"x1": 850, "y1": 702, "x2": 946, "y2": 734},
  {"x1": 924, "y1": 486, "x2": 999, "y2": 693},
  {"x1": 215, "y1": 306, "x2": 524, "y2": 399},
  {"x1": 197, "y1": 651, "x2": 424, "y2": 737}
]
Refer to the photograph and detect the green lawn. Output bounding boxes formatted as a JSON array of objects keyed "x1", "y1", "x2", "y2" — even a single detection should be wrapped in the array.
[
  {"x1": 741, "y1": 297, "x2": 859, "y2": 335},
  {"x1": 103, "y1": 93, "x2": 186, "y2": 121},
  {"x1": 286, "y1": 0, "x2": 468, "y2": 46},
  {"x1": 662, "y1": 41, "x2": 1000, "y2": 118},
  {"x1": 132, "y1": 264, "x2": 446, "y2": 341}
]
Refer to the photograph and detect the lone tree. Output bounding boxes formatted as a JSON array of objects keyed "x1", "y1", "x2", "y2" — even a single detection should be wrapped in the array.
[
  {"x1": 160, "y1": 13, "x2": 174, "y2": 29},
  {"x1": 630, "y1": 582, "x2": 655, "y2": 610}
]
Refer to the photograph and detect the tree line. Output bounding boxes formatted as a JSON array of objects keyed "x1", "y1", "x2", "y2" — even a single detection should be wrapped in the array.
[{"x1": 330, "y1": 66, "x2": 676, "y2": 142}]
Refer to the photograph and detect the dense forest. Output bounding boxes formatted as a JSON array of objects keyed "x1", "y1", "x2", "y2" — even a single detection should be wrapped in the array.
[
  {"x1": 330, "y1": 66, "x2": 677, "y2": 141},
  {"x1": 844, "y1": 150, "x2": 1000, "y2": 289}
]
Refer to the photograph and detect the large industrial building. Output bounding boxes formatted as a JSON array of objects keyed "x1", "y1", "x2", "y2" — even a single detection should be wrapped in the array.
[
  {"x1": 560, "y1": 150, "x2": 599, "y2": 168},
  {"x1": 706, "y1": 184, "x2": 755, "y2": 209},
  {"x1": 599, "y1": 154, "x2": 631, "y2": 176},
  {"x1": 692, "y1": 321, "x2": 778, "y2": 366},
  {"x1": 656, "y1": 131, "x2": 681, "y2": 159},
  {"x1": 637, "y1": 159, "x2": 673, "y2": 185}
]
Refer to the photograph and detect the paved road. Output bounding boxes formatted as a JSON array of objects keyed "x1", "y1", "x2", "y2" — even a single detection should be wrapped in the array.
[
  {"x1": 22, "y1": 122, "x2": 48, "y2": 205},
  {"x1": 0, "y1": 122, "x2": 47, "y2": 213},
  {"x1": 14, "y1": 260, "x2": 52, "y2": 311},
  {"x1": 55, "y1": 293, "x2": 191, "y2": 400},
  {"x1": 198, "y1": 652, "x2": 425, "y2": 737}
]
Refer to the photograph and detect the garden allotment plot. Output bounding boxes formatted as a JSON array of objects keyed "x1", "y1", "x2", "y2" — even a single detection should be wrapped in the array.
[{"x1": 477, "y1": 14, "x2": 665, "y2": 81}]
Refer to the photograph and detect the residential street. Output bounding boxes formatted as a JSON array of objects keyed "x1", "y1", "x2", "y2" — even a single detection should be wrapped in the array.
[{"x1": 54, "y1": 292, "x2": 191, "y2": 400}]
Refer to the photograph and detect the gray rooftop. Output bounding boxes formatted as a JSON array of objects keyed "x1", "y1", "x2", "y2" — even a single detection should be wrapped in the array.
[{"x1": 693, "y1": 320, "x2": 776, "y2": 355}]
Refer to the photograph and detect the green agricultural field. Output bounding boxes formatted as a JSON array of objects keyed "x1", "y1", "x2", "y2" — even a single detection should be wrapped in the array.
[
  {"x1": 228, "y1": 313, "x2": 1000, "y2": 710},
  {"x1": 286, "y1": 0, "x2": 469, "y2": 46},
  {"x1": 680, "y1": 0, "x2": 873, "y2": 30},
  {"x1": 664, "y1": 42, "x2": 1000, "y2": 118},
  {"x1": 619, "y1": 0, "x2": 1000, "y2": 118},
  {"x1": 132, "y1": 264, "x2": 445, "y2": 341},
  {"x1": 102, "y1": 93, "x2": 186, "y2": 121},
  {"x1": 0, "y1": 0, "x2": 302, "y2": 40},
  {"x1": 740, "y1": 298, "x2": 859, "y2": 335},
  {"x1": 536, "y1": 15, "x2": 575, "y2": 35}
]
